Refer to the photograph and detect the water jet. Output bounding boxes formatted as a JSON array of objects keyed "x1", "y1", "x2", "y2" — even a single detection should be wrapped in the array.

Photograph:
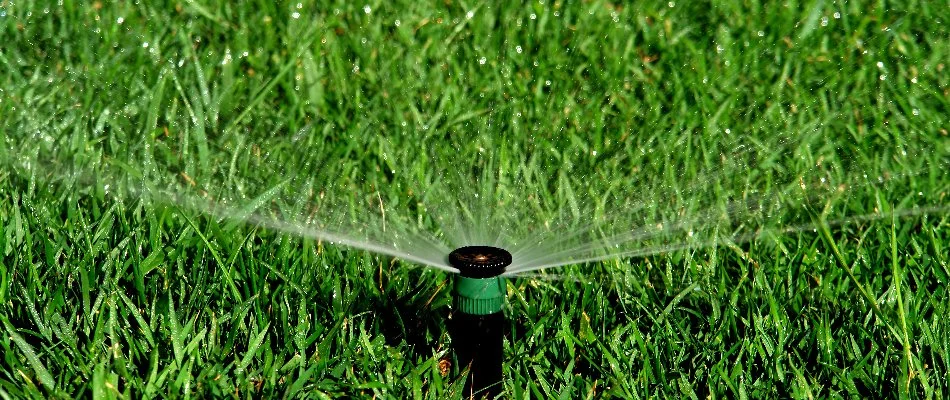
[{"x1": 449, "y1": 246, "x2": 511, "y2": 399}]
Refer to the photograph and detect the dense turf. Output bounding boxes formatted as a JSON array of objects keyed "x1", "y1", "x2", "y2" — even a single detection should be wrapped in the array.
[{"x1": 1, "y1": 0, "x2": 949, "y2": 398}]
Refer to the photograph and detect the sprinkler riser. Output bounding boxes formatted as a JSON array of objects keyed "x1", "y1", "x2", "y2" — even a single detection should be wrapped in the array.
[
  {"x1": 451, "y1": 311, "x2": 504, "y2": 398},
  {"x1": 448, "y1": 246, "x2": 511, "y2": 399}
]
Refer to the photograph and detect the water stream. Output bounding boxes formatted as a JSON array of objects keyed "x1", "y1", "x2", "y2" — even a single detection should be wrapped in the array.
[{"x1": 2, "y1": 3, "x2": 947, "y2": 276}]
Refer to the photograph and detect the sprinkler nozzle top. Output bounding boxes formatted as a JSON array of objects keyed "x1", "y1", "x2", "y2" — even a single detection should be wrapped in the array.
[{"x1": 449, "y1": 246, "x2": 511, "y2": 278}]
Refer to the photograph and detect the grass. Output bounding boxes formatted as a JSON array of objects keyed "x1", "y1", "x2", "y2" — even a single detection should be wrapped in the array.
[{"x1": 1, "y1": 0, "x2": 949, "y2": 398}]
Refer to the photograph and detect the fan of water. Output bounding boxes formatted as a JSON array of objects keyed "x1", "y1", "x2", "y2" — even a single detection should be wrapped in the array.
[{"x1": 2, "y1": 3, "x2": 947, "y2": 277}]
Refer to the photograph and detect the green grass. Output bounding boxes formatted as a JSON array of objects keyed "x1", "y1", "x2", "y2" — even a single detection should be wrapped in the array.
[{"x1": 1, "y1": 0, "x2": 949, "y2": 398}]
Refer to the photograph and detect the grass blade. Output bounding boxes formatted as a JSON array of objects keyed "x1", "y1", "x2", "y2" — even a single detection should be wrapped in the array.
[
  {"x1": 236, "y1": 323, "x2": 270, "y2": 375},
  {"x1": 3, "y1": 318, "x2": 56, "y2": 393}
]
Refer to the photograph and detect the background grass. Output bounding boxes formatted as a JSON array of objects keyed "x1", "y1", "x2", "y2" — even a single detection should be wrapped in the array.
[{"x1": 1, "y1": 0, "x2": 949, "y2": 398}]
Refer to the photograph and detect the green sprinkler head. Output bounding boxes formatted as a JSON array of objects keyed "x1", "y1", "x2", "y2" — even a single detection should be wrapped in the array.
[{"x1": 449, "y1": 246, "x2": 511, "y2": 315}]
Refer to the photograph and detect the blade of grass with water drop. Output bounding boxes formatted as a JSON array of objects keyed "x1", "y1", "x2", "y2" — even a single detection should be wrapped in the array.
[
  {"x1": 235, "y1": 323, "x2": 270, "y2": 375},
  {"x1": 2, "y1": 318, "x2": 57, "y2": 395},
  {"x1": 179, "y1": 211, "x2": 242, "y2": 302},
  {"x1": 219, "y1": 177, "x2": 293, "y2": 231},
  {"x1": 813, "y1": 208, "x2": 898, "y2": 339},
  {"x1": 117, "y1": 290, "x2": 155, "y2": 348},
  {"x1": 891, "y1": 209, "x2": 915, "y2": 395}
]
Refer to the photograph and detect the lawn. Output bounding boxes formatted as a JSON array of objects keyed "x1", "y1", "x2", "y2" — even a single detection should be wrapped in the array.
[{"x1": 1, "y1": 0, "x2": 949, "y2": 398}]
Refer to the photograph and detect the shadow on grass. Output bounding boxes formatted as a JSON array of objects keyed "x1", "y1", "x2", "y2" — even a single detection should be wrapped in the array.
[{"x1": 365, "y1": 279, "x2": 449, "y2": 361}]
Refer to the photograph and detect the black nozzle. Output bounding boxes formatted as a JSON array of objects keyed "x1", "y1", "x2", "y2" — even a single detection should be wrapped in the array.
[{"x1": 449, "y1": 246, "x2": 512, "y2": 278}]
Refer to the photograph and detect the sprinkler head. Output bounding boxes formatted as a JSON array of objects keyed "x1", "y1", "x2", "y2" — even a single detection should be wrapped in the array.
[
  {"x1": 450, "y1": 246, "x2": 510, "y2": 316},
  {"x1": 449, "y1": 246, "x2": 512, "y2": 278}
]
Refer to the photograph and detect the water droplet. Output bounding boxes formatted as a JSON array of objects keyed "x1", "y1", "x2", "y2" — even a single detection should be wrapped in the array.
[
  {"x1": 292, "y1": 12, "x2": 300, "y2": 19},
  {"x1": 757, "y1": 30, "x2": 765, "y2": 37},
  {"x1": 479, "y1": 57, "x2": 487, "y2": 65},
  {"x1": 516, "y1": 45, "x2": 523, "y2": 54},
  {"x1": 876, "y1": 61, "x2": 885, "y2": 69},
  {"x1": 912, "y1": 109, "x2": 920, "y2": 116},
  {"x1": 530, "y1": 13, "x2": 537, "y2": 20},
  {"x1": 466, "y1": 10, "x2": 475, "y2": 19},
  {"x1": 296, "y1": 2, "x2": 303, "y2": 9},
  {"x1": 833, "y1": 11, "x2": 841, "y2": 19},
  {"x1": 394, "y1": 19, "x2": 401, "y2": 27},
  {"x1": 142, "y1": 42, "x2": 149, "y2": 48},
  {"x1": 363, "y1": 5, "x2": 371, "y2": 14},
  {"x1": 116, "y1": 16, "x2": 124, "y2": 24},
  {"x1": 821, "y1": 17, "x2": 829, "y2": 27},
  {"x1": 545, "y1": 80, "x2": 551, "y2": 86}
]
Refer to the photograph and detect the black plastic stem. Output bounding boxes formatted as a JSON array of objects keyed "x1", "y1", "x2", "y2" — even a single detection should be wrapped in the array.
[{"x1": 453, "y1": 311, "x2": 504, "y2": 399}]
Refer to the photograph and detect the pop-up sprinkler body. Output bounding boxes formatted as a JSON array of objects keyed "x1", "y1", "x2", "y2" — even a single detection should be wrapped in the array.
[{"x1": 449, "y1": 246, "x2": 511, "y2": 399}]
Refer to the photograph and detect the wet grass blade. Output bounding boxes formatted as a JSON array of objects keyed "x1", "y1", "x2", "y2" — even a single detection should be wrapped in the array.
[{"x1": 3, "y1": 318, "x2": 57, "y2": 395}]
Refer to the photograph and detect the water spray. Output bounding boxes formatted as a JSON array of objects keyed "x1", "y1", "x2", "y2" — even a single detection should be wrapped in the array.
[{"x1": 449, "y1": 246, "x2": 511, "y2": 399}]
